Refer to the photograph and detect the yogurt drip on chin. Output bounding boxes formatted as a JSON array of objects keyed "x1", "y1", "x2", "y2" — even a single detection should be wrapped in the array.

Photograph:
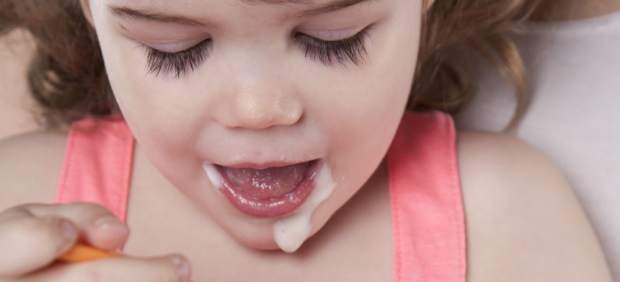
[{"x1": 273, "y1": 163, "x2": 335, "y2": 253}]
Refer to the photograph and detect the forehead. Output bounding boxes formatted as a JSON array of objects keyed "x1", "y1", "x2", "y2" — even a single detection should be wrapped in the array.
[
  {"x1": 105, "y1": 0, "x2": 356, "y2": 9},
  {"x1": 102, "y1": 0, "x2": 377, "y2": 26},
  {"x1": 241, "y1": 0, "x2": 313, "y2": 4}
]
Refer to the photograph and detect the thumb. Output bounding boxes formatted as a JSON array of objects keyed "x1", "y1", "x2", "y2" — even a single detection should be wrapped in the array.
[
  {"x1": 25, "y1": 203, "x2": 130, "y2": 251},
  {"x1": 86, "y1": 215, "x2": 130, "y2": 251}
]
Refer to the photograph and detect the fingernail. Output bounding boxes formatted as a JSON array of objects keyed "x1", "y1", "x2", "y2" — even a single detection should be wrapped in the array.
[
  {"x1": 171, "y1": 255, "x2": 190, "y2": 281},
  {"x1": 94, "y1": 216, "x2": 122, "y2": 230},
  {"x1": 61, "y1": 220, "x2": 77, "y2": 240}
]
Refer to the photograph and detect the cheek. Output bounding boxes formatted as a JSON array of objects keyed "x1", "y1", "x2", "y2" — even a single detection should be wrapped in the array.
[
  {"x1": 312, "y1": 8, "x2": 420, "y2": 202},
  {"x1": 311, "y1": 7, "x2": 419, "y2": 147},
  {"x1": 94, "y1": 35, "x2": 209, "y2": 199},
  {"x1": 94, "y1": 25, "x2": 203, "y2": 158}
]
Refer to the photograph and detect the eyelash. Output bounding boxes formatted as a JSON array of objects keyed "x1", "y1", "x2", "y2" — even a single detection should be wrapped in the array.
[
  {"x1": 294, "y1": 26, "x2": 371, "y2": 67},
  {"x1": 143, "y1": 26, "x2": 372, "y2": 78},
  {"x1": 145, "y1": 40, "x2": 212, "y2": 77}
]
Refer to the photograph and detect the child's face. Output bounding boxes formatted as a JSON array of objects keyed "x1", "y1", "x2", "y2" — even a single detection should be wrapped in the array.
[{"x1": 87, "y1": 0, "x2": 422, "y2": 250}]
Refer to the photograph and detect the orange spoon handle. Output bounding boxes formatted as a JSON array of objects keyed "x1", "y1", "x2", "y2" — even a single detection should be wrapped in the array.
[{"x1": 59, "y1": 243, "x2": 117, "y2": 263}]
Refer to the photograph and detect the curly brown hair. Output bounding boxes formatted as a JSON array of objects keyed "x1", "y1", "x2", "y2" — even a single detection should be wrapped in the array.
[{"x1": 0, "y1": 0, "x2": 540, "y2": 130}]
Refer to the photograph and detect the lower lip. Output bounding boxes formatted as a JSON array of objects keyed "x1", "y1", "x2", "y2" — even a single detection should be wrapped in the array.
[{"x1": 213, "y1": 161, "x2": 321, "y2": 218}]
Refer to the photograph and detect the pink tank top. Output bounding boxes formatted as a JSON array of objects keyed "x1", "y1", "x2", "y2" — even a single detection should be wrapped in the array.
[{"x1": 56, "y1": 111, "x2": 467, "y2": 282}]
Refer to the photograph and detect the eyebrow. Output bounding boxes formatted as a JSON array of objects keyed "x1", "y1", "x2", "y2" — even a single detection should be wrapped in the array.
[{"x1": 109, "y1": 0, "x2": 374, "y2": 26}]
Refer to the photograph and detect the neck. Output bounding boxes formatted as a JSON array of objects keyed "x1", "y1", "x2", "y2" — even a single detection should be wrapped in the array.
[{"x1": 530, "y1": 0, "x2": 620, "y2": 21}]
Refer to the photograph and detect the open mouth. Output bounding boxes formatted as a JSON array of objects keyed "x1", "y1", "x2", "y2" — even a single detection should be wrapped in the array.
[{"x1": 203, "y1": 160, "x2": 322, "y2": 218}]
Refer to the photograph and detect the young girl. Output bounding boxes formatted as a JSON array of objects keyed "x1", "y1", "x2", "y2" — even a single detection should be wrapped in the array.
[{"x1": 0, "y1": 0, "x2": 612, "y2": 281}]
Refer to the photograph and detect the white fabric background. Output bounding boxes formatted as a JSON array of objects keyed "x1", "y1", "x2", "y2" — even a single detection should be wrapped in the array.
[{"x1": 457, "y1": 11, "x2": 620, "y2": 279}]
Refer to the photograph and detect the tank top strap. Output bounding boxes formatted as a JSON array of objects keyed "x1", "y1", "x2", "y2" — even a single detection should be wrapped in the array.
[
  {"x1": 55, "y1": 116, "x2": 135, "y2": 223},
  {"x1": 387, "y1": 111, "x2": 467, "y2": 282}
]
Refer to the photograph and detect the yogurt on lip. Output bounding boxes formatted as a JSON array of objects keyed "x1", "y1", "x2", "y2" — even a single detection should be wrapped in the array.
[{"x1": 203, "y1": 160, "x2": 335, "y2": 253}]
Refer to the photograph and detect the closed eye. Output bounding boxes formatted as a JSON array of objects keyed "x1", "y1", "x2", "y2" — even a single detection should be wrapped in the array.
[
  {"x1": 140, "y1": 24, "x2": 373, "y2": 78},
  {"x1": 294, "y1": 24, "x2": 373, "y2": 66}
]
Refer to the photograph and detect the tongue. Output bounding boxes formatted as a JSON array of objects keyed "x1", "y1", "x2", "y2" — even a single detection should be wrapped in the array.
[{"x1": 219, "y1": 162, "x2": 310, "y2": 200}]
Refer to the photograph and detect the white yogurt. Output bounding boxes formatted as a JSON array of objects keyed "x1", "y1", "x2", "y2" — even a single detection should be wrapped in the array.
[
  {"x1": 202, "y1": 161, "x2": 336, "y2": 253},
  {"x1": 202, "y1": 162, "x2": 223, "y2": 190},
  {"x1": 273, "y1": 163, "x2": 335, "y2": 253}
]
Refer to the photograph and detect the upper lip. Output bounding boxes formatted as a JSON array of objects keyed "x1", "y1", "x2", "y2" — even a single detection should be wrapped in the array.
[{"x1": 211, "y1": 159, "x2": 318, "y2": 170}]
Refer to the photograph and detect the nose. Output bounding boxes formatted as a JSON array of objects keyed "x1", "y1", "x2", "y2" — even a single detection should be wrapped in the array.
[
  {"x1": 222, "y1": 91, "x2": 303, "y2": 129},
  {"x1": 211, "y1": 75, "x2": 304, "y2": 130},
  {"x1": 208, "y1": 43, "x2": 304, "y2": 130}
]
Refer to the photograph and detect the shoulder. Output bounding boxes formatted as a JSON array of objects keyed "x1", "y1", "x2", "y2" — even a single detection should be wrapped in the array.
[
  {"x1": 456, "y1": 131, "x2": 612, "y2": 281},
  {"x1": 0, "y1": 129, "x2": 69, "y2": 211}
]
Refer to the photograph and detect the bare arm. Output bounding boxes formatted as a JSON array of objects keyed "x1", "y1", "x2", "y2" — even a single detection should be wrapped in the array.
[
  {"x1": 0, "y1": 130, "x2": 68, "y2": 210},
  {"x1": 458, "y1": 131, "x2": 612, "y2": 282}
]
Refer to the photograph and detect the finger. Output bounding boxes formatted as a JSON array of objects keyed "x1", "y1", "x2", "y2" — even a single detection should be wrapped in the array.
[
  {"x1": 8, "y1": 202, "x2": 130, "y2": 251},
  {"x1": 0, "y1": 212, "x2": 78, "y2": 278},
  {"x1": 27, "y1": 254, "x2": 192, "y2": 282}
]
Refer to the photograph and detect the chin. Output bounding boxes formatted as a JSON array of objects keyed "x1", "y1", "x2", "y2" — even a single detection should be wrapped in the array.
[
  {"x1": 225, "y1": 224, "x2": 282, "y2": 251},
  {"x1": 221, "y1": 208, "x2": 330, "y2": 253}
]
